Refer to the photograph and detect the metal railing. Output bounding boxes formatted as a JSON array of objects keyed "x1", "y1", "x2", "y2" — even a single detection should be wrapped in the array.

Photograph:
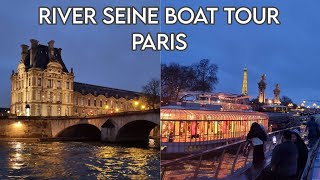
[
  {"x1": 161, "y1": 126, "x2": 300, "y2": 180},
  {"x1": 300, "y1": 138, "x2": 320, "y2": 180}
]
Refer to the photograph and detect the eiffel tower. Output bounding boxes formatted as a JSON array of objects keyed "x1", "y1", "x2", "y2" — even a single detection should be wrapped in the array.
[{"x1": 242, "y1": 67, "x2": 248, "y2": 95}]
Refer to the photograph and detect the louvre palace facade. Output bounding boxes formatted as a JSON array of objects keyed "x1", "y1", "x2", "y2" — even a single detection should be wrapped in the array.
[{"x1": 10, "y1": 39, "x2": 145, "y2": 117}]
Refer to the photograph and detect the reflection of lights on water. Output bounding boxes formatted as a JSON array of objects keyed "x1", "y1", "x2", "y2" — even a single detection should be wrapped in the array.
[
  {"x1": 15, "y1": 142, "x2": 21, "y2": 149},
  {"x1": 14, "y1": 121, "x2": 22, "y2": 127},
  {"x1": 15, "y1": 153, "x2": 22, "y2": 160}
]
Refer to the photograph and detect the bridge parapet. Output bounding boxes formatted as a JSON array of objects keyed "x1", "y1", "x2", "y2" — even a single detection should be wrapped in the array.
[{"x1": 0, "y1": 109, "x2": 159, "y2": 143}]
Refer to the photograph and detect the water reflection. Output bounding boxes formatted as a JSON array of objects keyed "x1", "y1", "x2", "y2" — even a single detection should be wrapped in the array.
[{"x1": 0, "y1": 141, "x2": 160, "y2": 179}]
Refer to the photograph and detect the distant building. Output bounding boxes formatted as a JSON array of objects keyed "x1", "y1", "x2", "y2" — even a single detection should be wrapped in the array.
[
  {"x1": 11, "y1": 39, "x2": 145, "y2": 117},
  {"x1": 180, "y1": 92, "x2": 251, "y2": 111}
]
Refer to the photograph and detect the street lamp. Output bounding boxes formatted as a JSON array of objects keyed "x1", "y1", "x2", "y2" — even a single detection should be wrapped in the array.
[
  {"x1": 141, "y1": 105, "x2": 146, "y2": 110},
  {"x1": 268, "y1": 99, "x2": 272, "y2": 104},
  {"x1": 26, "y1": 104, "x2": 30, "y2": 117}
]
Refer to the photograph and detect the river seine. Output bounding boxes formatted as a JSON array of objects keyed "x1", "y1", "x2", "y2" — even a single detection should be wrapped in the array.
[{"x1": 0, "y1": 140, "x2": 160, "y2": 179}]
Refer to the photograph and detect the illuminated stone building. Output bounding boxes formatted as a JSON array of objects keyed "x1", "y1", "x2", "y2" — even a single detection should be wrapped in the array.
[{"x1": 10, "y1": 39, "x2": 144, "y2": 116}]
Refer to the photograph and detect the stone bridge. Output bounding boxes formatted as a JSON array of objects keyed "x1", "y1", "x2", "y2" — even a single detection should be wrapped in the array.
[{"x1": 0, "y1": 109, "x2": 159, "y2": 143}]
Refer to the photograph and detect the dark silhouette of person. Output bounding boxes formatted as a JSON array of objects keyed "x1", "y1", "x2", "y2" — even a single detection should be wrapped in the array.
[
  {"x1": 291, "y1": 130, "x2": 308, "y2": 178},
  {"x1": 271, "y1": 130, "x2": 298, "y2": 179},
  {"x1": 306, "y1": 116, "x2": 320, "y2": 147},
  {"x1": 246, "y1": 122, "x2": 268, "y2": 167},
  {"x1": 168, "y1": 131, "x2": 174, "y2": 142}
]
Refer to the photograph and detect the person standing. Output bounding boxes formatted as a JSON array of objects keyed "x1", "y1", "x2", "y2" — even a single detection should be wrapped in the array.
[
  {"x1": 271, "y1": 130, "x2": 298, "y2": 179},
  {"x1": 246, "y1": 122, "x2": 268, "y2": 167},
  {"x1": 291, "y1": 129, "x2": 308, "y2": 179},
  {"x1": 306, "y1": 116, "x2": 320, "y2": 147}
]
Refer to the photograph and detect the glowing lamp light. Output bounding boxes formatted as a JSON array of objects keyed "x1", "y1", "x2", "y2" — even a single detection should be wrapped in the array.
[
  {"x1": 25, "y1": 104, "x2": 30, "y2": 117},
  {"x1": 105, "y1": 105, "x2": 109, "y2": 109},
  {"x1": 272, "y1": 136, "x2": 277, "y2": 144},
  {"x1": 14, "y1": 121, "x2": 22, "y2": 127},
  {"x1": 134, "y1": 101, "x2": 139, "y2": 106},
  {"x1": 115, "y1": 108, "x2": 119, "y2": 112},
  {"x1": 141, "y1": 105, "x2": 146, "y2": 110}
]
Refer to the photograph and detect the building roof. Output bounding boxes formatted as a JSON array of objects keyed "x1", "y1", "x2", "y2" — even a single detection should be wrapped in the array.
[
  {"x1": 263, "y1": 105, "x2": 288, "y2": 108},
  {"x1": 161, "y1": 108, "x2": 268, "y2": 121},
  {"x1": 73, "y1": 82, "x2": 143, "y2": 99},
  {"x1": 24, "y1": 44, "x2": 69, "y2": 73}
]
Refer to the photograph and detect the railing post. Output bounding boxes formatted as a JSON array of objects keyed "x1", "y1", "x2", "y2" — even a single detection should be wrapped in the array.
[
  {"x1": 161, "y1": 166, "x2": 166, "y2": 180},
  {"x1": 215, "y1": 149, "x2": 226, "y2": 178},
  {"x1": 194, "y1": 155, "x2": 203, "y2": 178},
  {"x1": 243, "y1": 144, "x2": 251, "y2": 166},
  {"x1": 231, "y1": 143, "x2": 244, "y2": 174}
]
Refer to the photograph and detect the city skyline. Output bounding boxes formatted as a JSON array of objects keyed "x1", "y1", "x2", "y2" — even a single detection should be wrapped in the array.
[{"x1": 0, "y1": 1, "x2": 160, "y2": 107}]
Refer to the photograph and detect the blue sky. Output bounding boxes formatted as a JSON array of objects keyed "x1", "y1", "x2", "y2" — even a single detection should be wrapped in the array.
[
  {"x1": 0, "y1": 0, "x2": 160, "y2": 107},
  {"x1": 0, "y1": 1, "x2": 319, "y2": 107},
  {"x1": 162, "y1": 0, "x2": 320, "y2": 106}
]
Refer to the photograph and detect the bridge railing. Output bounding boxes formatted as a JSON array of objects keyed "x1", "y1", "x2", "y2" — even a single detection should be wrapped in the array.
[{"x1": 161, "y1": 126, "x2": 300, "y2": 180}]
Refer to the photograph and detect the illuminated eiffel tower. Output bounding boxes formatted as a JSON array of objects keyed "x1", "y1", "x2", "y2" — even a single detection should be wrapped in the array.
[{"x1": 242, "y1": 67, "x2": 248, "y2": 95}]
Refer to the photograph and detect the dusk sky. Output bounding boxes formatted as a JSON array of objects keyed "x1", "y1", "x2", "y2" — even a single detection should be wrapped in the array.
[
  {"x1": 162, "y1": 1, "x2": 320, "y2": 106},
  {"x1": 1, "y1": 1, "x2": 319, "y2": 107},
  {"x1": 0, "y1": 1, "x2": 160, "y2": 107}
]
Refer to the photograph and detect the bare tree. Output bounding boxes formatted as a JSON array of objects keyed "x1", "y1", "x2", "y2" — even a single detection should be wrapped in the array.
[
  {"x1": 280, "y1": 96, "x2": 294, "y2": 106},
  {"x1": 142, "y1": 78, "x2": 160, "y2": 109},
  {"x1": 191, "y1": 59, "x2": 218, "y2": 92},
  {"x1": 161, "y1": 63, "x2": 195, "y2": 102}
]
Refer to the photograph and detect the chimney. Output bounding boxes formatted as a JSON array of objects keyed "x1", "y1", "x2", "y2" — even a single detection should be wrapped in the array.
[
  {"x1": 48, "y1": 40, "x2": 55, "y2": 60},
  {"x1": 58, "y1": 48, "x2": 62, "y2": 56},
  {"x1": 30, "y1": 39, "x2": 38, "y2": 67},
  {"x1": 20, "y1": 44, "x2": 29, "y2": 63}
]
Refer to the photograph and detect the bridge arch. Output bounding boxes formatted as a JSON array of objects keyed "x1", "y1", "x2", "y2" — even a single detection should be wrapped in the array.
[
  {"x1": 115, "y1": 120, "x2": 158, "y2": 144},
  {"x1": 49, "y1": 109, "x2": 160, "y2": 142},
  {"x1": 56, "y1": 124, "x2": 101, "y2": 140}
]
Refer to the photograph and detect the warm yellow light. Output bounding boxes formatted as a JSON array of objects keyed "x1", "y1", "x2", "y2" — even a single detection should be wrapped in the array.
[
  {"x1": 141, "y1": 105, "x2": 146, "y2": 109},
  {"x1": 14, "y1": 121, "x2": 22, "y2": 127},
  {"x1": 105, "y1": 105, "x2": 109, "y2": 109},
  {"x1": 115, "y1": 108, "x2": 119, "y2": 112},
  {"x1": 134, "y1": 101, "x2": 139, "y2": 106}
]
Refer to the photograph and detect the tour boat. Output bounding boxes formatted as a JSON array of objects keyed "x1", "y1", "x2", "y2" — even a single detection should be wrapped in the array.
[{"x1": 161, "y1": 92, "x2": 269, "y2": 154}]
